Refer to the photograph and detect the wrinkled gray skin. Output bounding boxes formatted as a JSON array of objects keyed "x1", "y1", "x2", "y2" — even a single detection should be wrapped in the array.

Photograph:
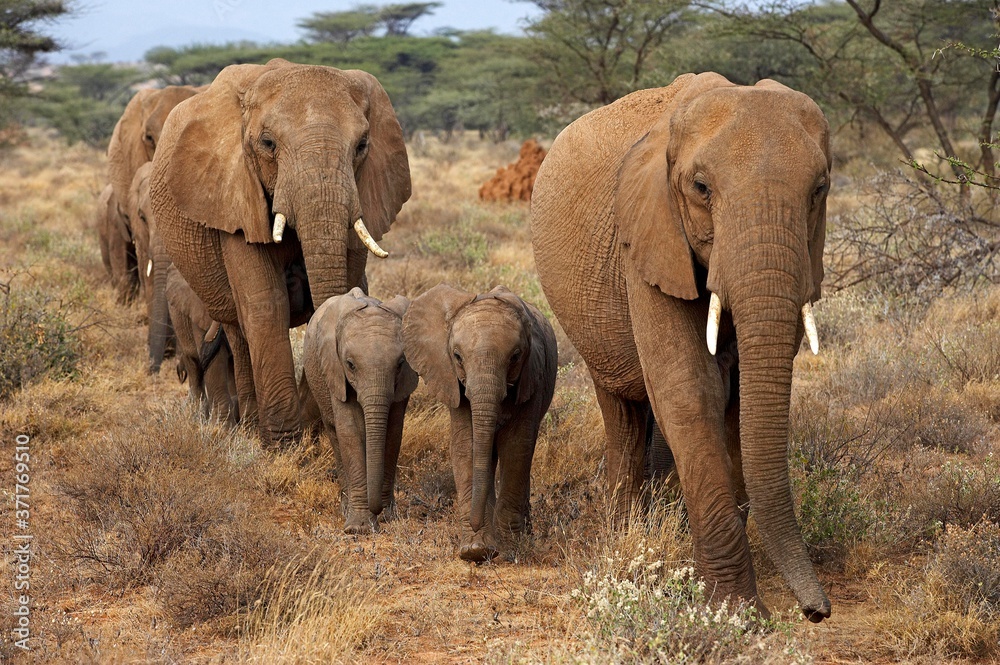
[
  {"x1": 301, "y1": 287, "x2": 418, "y2": 534},
  {"x1": 166, "y1": 264, "x2": 238, "y2": 425},
  {"x1": 149, "y1": 59, "x2": 410, "y2": 447},
  {"x1": 402, "y1": 284, "x2": 558, "y2": 562},
  {"x1": 96, "y1": 183, "x2": 138, "y2": 304},
  {"x1": 130, "y1": 161, "x2": 176, "y2": 374},
  {"x1": 107, "y1": 85, "x2": 201, "y2": 305},
  {"x1": 530, "y1": 72, "x2": 831, "y2": 621}
]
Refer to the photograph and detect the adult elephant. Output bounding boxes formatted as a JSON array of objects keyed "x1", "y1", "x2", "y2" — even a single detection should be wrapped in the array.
[
  {"x1": 530, "y1": 73, "x2": 830, "y2": 621},
  {"x1": 107, "y1": 84, "x2": 201, "y2": 303},
  {"x1": 149, "y1": 59, "x2": 410, "y2": 446}
]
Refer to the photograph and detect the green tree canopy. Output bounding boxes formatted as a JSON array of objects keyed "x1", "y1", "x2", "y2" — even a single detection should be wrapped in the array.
[
  {"x1": 1, "y1": 0, "x2": 69, "y2": 105},
  {"x1": 522, "y1": 0, "x2": 690, "y2": 105},
  {"x1": 299, "y1": 2, "x2": 441, "y2": 43}
]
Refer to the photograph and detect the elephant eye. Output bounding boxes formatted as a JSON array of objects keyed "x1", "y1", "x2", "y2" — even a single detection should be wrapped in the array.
[
  {"x1": 694, "y1": 179, "x2": 711, "y2": 200},
  {"x1": 453, "y1": 350, "x2": 462, "y2": 364},
  {"x1": 260, "y1": 135, "x2": 277, "y2": 153},
  {"x1": 813, "y1": 181, "x2": 828, "y2": 200},
  {"x1": 345, "y1": 359, "x2": 356, "y2": 372},
  {"x1": 511, "y1": 349, "x2": 522, "y2": 363},
  {"x1": 356, "y1": 134, "x2": 369, "y2": 155}
]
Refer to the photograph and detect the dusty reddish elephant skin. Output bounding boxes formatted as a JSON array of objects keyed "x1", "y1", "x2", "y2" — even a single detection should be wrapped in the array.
[{"x1": 530, "y1": 72, "x2": 832, "y2": 622}]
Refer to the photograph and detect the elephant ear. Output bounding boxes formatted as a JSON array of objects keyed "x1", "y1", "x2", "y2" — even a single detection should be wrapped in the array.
[
  {"x1": 108, "y1": 88, "x2": 155, "y2": 220},
  {"x1": 615, "y1": 72, "x2": 735, "y2": 301},
  {"x1": 402, "y1": 284, "x2": 474, "y2": 409},
  {"x1": 154, "y1": 63, "x2": 286, "y2": 244},
  {"x1": 313, "y1": 287, "x2": 369, "y2": 402},
  {"x1": 343, "y1": 69, "x2": 411, "y2": 241},
  {"x1": 379, "y1": 295, "x2": 420, "y2": 401}
]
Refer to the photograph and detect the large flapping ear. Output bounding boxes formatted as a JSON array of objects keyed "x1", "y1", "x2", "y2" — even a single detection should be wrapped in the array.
[
  {"x1": 615, "y1": 73, "x2": 735, "y2": 301},
  {"x1": 311, "y1": 287, "x2": 368, "y2": 402},
  {"x1": 153, "y1": 62, "x2": 288, "y2": 244},
  {"x1": 108, "y1": 88, "x2": 156, "y2": 220},
  {"x1": 343, "y1": 70, "x2": 411, "y2": 241},
  {"x1": 402, "y1": 284, "x2": 475, "y2": 409},
  {"x1": 486, "y1": 286, "x2": 554, "y2": 405}
]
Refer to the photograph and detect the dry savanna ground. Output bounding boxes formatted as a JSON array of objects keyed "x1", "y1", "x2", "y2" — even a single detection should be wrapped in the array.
[{"x1": 1, "y1": 126, "x2": 999, "y2": 664}]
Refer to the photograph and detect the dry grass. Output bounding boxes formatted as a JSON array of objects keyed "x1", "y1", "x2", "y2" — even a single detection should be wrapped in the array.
[{"x1": 2, "y1": 128, "x2": 1000, "y2": 663}]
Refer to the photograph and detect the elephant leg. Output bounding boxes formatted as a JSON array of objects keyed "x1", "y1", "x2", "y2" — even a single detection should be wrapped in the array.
[
  {"x1": 222, "y1": 235, "x2": 300, "y2": 446},
  {"x1": 224, "y1": 323, "x2": 257, "y2": 428},
  {"x1": 379, "y1": 398, "x2": 408, "y2": 522},
  {"x1": 450, "y1": 404, "x2": 497, "y2": 562},
  {"x1": 629, "y1": 288, "x2": 760, "y2": 610},
  {"x1": 647, "y1": 418, "x2": 682, "y2": 498},
  {"x1": 297, "y1": 373, "x2": 323, "y2": 439},
  {"x1": 493, "y1": 415, "x2": 538, "y2": 536},
  {"x1": 725, "y1": 373, "x2": 748, "y2": 523},
  {"x1": 593, "y1": 381, "x2": 649, "y2": 526},
  {"x1": 334, "y1": 401, "x2": 374, "y2": 534},
  {"x1": 204, "y1": 345, "x2": 236, "y2": 424}
]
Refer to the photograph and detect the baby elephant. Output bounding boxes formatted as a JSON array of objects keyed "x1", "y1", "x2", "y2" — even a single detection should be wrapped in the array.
[
  {"x1": 302, "y1": 288, "x2": 419, "y2": 534},
  {"x1": 403, "y1": 284, "x2": 557, "y2": 562},
  {"x1": 166, "y1": 265, "x2": 238, "y2": 425}
]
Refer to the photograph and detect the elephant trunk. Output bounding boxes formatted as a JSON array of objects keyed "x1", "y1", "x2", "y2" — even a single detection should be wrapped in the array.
[
  {"x1": 288, "y1": 170, "x2": 355, "y2": 310},
  {"x1": 358, "y1": 377, "x2": 392, "y2": 515},
  {"x1": 467, "y1": 362, "x2": 506, "y2": 533},
  {"x1": 727, "y1": 205, "x2": 830, "y2": 622},
  {"x1": 147, "y1": 233, "x2": 172, "y2": 373}
]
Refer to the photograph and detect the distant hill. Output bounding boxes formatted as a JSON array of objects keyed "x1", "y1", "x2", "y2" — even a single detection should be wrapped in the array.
[{"x1": 52, "y1": 24, "x2": 273, "y2": 64}]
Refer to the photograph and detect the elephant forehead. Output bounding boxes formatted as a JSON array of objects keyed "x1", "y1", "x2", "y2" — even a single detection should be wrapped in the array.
[
  {"x1": 451, "y1": 303, "x2": 524, "y2": 347},
  {"x1": 247, "y1": 68, "x2": 364, "y2": 119}
]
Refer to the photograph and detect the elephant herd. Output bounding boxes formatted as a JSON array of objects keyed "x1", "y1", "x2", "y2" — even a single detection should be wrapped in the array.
[{"x1": 95, "y1": 59, "x2": 833, "y2": 623}]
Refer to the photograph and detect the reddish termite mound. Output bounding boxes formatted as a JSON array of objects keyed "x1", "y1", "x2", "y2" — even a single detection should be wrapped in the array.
[{"x1": 479, "y1": 139, "x2": 547, "y2": 202}]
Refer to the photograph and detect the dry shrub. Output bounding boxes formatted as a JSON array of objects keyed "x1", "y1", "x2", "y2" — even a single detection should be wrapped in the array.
[
  {"x1": 870, "y1": 521, "x2": 1000, "y2": 660},
  {"x1": 394, "y1": 397, "x2": 455, "y2": 520},
  {"x1": 52, "y1": 407, "x2": 317, "y2": 633},
  {"x1": 0, "y1": 283, "x2": 80, "y2": 400},
  {"x1": 902, "y1": 454, "x2": 1000, "y2": 534},
  {"x1": 241, "y1": 552, "x2": 384, "y2": 664}
]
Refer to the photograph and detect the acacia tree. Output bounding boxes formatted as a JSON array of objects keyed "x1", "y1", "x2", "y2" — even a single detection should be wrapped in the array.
[
  {"x1": 299, "y1": 3, "x2": 441, "y2": 43},
  {"x1": 522, "y1": 0, "x2": 690, "y2": 105},
  {"x1": 1, "y1": 0, "x2": 69, "y2": 105},
  {"x1": 705, "y1": 1, "x2": 1000, "y2": 186}
]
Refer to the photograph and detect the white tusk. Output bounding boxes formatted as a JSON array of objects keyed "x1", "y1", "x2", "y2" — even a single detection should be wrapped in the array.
[
  {"x1": 205, "y1": 321, "x2": 220, "y2": 344},
  {"x1": 354, "y1": 218, "x2": 388, "y2": 258},
  {"x1": 706, "y1": 292, "x2": 721, "y2": 356},
  {"x1": 273, "y1": 213, "x2": 286, "y2": 243},
  {"x1": 146, "y1": 259, "x2": 153, "y2": 278},
  {"x1": 802, "y1": 302, "x2": 819, "y2": 355}
]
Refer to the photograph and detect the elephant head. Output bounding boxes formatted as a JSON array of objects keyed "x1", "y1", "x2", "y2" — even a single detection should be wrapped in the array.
[
  {"x1": 403, "y1": 284, "x2": 547, "y2": 533},
  {"x1": 307, "y1": 287, "x2": 418, "y2": 516},
  {"x1": 108, "y1": 85, "x2": 201, "y2": 226},
  {"x1": 152, "y1": 59, "x2": 411, "y2": 310},
  {"x1": 614, "y1": 73, "x2": 830, "y2": 620}
]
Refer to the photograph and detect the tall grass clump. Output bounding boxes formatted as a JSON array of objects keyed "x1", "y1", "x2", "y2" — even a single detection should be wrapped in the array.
[
  {"x1": 241, "y1": 553, "x2": 384, "y2": 664},
  {"x1": 870, "y1": 521, "x2": 1000, "y2": 660},
  {"x1": 0, "y1": 284, "x2": 79, "y2": 399}
]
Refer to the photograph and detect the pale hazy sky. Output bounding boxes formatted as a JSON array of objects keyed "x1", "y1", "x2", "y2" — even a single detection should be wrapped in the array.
[{"x1": 49, "y1": 1, "x2": 544, "y2": 63}]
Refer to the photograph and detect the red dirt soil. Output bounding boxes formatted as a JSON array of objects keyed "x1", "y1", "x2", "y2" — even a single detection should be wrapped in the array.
[{"x1": 478, "y1": 139, "x2": 547, "y2": 202}]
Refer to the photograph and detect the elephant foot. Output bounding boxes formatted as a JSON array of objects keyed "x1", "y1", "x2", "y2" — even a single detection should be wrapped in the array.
[
  {"x1": 343, "y1": 511, "x2": 378, "y2": 535},
  {"x1": 376, "y1": 501, "x2": 398, "y2": 523},
  {"x1": 495, "y1": 509, "x2": 530, "y2": 536},
  {"x1": 459, "y1": 528, "x2": 498, "y2": 563}
]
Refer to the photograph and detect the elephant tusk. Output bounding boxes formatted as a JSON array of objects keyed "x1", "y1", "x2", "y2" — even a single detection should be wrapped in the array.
[
  {"x1": 272, "y1": 213, "x2": 286, "y2": 243},
  {"x1": 354, "y1": 218, "x2": 388, "y2": 258},
  {"x1": 146, "y1": 259, "x2": 153, "y2": 278},
  {"x1": 802, "y1": 302, "x2": 819, "y2": 355},
  {"x1": 706, "y1": 292, "x2": 721, "y2": 356},
  {"x1": 204, "y1": 321, "x2": 220, "y2": 344}
]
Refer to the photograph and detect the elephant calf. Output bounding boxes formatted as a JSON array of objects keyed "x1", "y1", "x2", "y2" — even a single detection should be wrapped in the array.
[
  {"x1": 301, "y1": 288, "x2": 418, "y2": 534},
  {"x1": 166, "y1": 265, "x2": 238, "y2": 425},
  {"x1": 403, "y1": 284, "x2": 557, "y2": 562}
]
